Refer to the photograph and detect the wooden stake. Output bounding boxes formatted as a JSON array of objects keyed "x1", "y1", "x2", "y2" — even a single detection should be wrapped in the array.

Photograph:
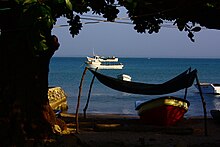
[
  {"x1": 184, "y1": 67, "x2": 191, "y2": 100},
  {"x1": 75, "y1": 67, "x2": 88, "y2": 134},
  {"x1": 195, "y1": 74, "x2": 208, "y2": 136},
  {"x1": 83, "y1": 68, "x2": 98, "y2": 118}
]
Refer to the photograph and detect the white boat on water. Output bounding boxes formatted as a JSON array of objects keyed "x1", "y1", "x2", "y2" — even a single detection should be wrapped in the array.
[
  {"x1": 194, "y1": 83, "x2": 220, "y2": 94},
  {"x1": 85, "y1": 59, "x2": 123, "y2": 69},
  {"x1": 117, "y1": 74, "x2": 132, "y2": 81},
  {"x1": 87, "y1": 55, "x2": 118, "y2": 62}
]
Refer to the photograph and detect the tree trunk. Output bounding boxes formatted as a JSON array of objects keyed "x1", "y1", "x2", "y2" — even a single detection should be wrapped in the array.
[{"x1": 0, "y1": 4, "x2": 60, "y2": 146}]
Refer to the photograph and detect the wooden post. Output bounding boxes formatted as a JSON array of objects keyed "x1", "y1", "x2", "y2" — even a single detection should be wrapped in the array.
[
  {"x1": 75, "y1": 67, "x2": 88, "y2": 134},
  {"x1": 83, "y1": 68, "x2": 98, "y2": 118},
  {"x1": 195, "y1": 74, "x2": 208, "y2": 136},
  {"x1": 184, "y1": 68, "x2": 191, "y2": 100}
]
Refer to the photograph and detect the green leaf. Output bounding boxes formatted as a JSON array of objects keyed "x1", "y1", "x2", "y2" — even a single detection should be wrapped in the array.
[
  {"x1": 65, "y1": 0, "x2": 72, "y2": 10},
  {"x1": 206, "y1": 3, "x2": 214, "y2": 8},
  {"x1": 15, "y1": 0, "x2": 37, "y2": 5}
]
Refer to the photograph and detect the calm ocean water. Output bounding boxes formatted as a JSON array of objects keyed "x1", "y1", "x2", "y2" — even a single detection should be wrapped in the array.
[{"x1": 49, "y1": 57, "x2": 220, "y2": 117}]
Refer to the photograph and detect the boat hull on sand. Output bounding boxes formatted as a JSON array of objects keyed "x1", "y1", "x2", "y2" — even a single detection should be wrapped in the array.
[
  {"x1": 48, "y1": 87, "x2": 68, "y2": 111},
  {"x1": 135, "y1": 96, "x2": 190, "y2": 126}
]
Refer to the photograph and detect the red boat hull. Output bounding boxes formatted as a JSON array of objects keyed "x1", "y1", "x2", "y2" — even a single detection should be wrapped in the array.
[{"x1": 136, "y1": 96, "x2": 190, "y2": 126}]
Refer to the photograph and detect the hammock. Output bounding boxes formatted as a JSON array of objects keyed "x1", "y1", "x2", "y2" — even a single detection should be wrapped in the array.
[
  {"x1": 88, "y1": 68, "x2": 197, "y2": 95},
  {"x1": 80, "y1": 68, "x2": 207, "y2": 136}
]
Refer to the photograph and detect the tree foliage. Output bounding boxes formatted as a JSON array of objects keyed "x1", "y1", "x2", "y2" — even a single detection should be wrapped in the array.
[
  {"x1": 118, "y1": 0, "x2": 220, "y2": 42},
  {"x1": 1, "y1": 0, "x2": 220, "y2": 45}
]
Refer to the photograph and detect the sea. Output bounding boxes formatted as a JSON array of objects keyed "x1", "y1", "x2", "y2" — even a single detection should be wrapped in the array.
[{"x1": 49, "y1": 57, "x2": 220, "y2": 117}]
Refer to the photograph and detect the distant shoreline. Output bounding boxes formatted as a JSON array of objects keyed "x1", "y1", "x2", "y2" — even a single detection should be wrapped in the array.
[{"x1": 52, "y1": 56, "x2": 220, "y2": 59}]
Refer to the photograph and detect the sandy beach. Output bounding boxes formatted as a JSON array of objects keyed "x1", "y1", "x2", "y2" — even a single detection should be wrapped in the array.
[{"x1": 31, "y1": 112, "x2": 220, "y2": 147}]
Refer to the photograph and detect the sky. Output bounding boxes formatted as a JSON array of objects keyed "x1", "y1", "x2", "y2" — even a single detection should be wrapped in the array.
[{"x1": 52, "y1": 11, "x2": 220, "y2": 58}]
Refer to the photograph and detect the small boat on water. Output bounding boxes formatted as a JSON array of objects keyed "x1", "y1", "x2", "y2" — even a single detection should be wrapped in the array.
[
  {"x1": 117, "y1": 74, "x2": 132, "y2": 81},
  {"x1": 194, "y1": 83, "x2": 220, "y2": 94},
  {"x1": 85, "y1": 56, "x2": 123, "y2": 69},
  {"x1": 135, "y1": 96, "x2": 190, "y2": 126},
  {"x1": 87, "y1": 55, "x2": 118, "y2": 62},
  {"x1": 85, "y1": 60, "x2": 123, "y2": 69}
]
